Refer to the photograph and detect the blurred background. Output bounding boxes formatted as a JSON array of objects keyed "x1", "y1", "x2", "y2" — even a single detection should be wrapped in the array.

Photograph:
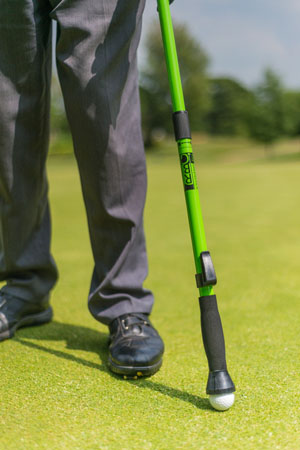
[
  {"x1": 3, "y1": 3, "x2": 299, "y2": 447},
  {"x1": 50, "y1": 0, "x2": 300, "y2": 161}
]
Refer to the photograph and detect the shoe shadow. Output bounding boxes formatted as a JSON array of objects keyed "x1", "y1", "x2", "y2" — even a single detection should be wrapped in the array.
[{"x1": 15, "y1": 320, "x2": 211, "y2": 411}]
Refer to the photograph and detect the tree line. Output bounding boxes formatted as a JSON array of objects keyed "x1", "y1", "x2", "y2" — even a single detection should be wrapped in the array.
[
  {"x1": 141, "y1": 22, "x2": 300, "y2": 149},
  {"x1": 50, "y1": 22, "x2": 300, "y2": 152}
]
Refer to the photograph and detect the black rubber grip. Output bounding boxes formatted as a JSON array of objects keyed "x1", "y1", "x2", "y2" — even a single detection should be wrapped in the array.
[
  {"x1": 200, "y1": 295, "x2": 235, "y2": 395},
  {"x1": 199, "y1": 295, "x2": 227, "y2": 372},
  {"x1": 172, "y1": 110, "x2": 191, "y2": 141}
]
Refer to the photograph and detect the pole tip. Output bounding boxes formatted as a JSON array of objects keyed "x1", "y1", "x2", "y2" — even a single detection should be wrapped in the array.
[{"x1": 206, "y1": 369, "x2": 235, "y2": 395}]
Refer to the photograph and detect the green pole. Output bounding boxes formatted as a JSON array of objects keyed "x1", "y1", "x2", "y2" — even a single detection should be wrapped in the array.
[
  {"x1": 157, "y1": 0, "x2": 213, "y2": 298},
  {"x1": 157, "y1": 0, "x2": 235, "y2": 403}
]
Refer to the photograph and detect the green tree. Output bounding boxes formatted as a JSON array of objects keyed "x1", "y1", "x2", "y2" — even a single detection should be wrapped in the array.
[
  {"x1": 282, "y1": 90, "x2": 300, "y2": 137},
  {"x1": 49, "y1": 76, "x2": 72, "y2": 154},
  {"x1": 140, "y1": 22, "x2": 210, "y2": 146},
  {"x1": 249, "y1": 68, "x2": 285, "y2": 153},
  {"x1": 50, "y1": 76, "x2": 69, "y2": 137},
  {"x1": 206, "y1": 77, "x2": 255, "y2": 136}
]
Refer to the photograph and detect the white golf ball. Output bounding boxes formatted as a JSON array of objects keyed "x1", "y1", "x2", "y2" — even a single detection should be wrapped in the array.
[{"x1": 209, "y1": 393, "x2": 235, "y2": 411}]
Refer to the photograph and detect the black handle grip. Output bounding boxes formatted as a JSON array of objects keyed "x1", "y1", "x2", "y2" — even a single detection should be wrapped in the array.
[{"x1": 199, "y1": 295, "x2": 235, "y2": 394}]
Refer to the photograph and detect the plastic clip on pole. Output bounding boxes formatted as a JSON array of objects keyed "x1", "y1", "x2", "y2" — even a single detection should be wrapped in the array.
[{"x1": 156, "y1": 0, "x2": 235, "y2": 410}]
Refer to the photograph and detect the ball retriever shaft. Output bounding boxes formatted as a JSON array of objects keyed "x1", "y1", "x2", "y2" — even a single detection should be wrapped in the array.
[{"x1": 157, "y1": 0, "x2": 235, "y2": 410}]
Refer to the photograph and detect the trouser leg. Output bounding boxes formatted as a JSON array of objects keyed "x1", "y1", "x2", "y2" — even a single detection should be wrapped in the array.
[
  {"x1": 50, "y1": 0, "x2": 153, "y2": 324},
  {"x1": 0, "y1": 0, "x2": 58, "y2": 301}
]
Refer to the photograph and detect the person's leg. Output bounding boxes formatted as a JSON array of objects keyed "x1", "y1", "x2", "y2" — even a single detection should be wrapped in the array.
[
  {"x1": 50, "y1": 0, "x2": 153, "y2": 325},
  {"x1": 0, "y1": 0, "x2": 58, "y2": 303}
]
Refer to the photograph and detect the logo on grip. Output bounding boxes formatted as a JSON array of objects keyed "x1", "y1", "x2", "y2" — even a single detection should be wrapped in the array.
[{"x1": 180, "y1": 153, "x2": 195, "y2": 190}]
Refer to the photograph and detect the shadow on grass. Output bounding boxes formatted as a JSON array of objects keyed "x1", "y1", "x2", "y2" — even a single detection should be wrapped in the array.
[{"x1": 14, "y1": 320, "x2": 210, "y2": 411}]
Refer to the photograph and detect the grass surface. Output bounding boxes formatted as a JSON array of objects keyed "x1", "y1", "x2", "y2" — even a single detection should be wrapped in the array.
[{"x1": 1, "y1": 141, "x2": 300, "y2": 449}]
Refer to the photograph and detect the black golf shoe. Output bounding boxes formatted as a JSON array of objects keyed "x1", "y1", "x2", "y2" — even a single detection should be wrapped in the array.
[
  {"x1": 0, "y1": 292, "x2": 53, "y2": 341},
  {"x1": 108, "y1": 313, "x2": 164, "y2": 378}
]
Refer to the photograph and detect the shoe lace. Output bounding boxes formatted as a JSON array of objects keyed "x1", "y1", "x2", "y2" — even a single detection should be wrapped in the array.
[{"x1": 121, "y1": 313, "x2": 150, "y2": 330}]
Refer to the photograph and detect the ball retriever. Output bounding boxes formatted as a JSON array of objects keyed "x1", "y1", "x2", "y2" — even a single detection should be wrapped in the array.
[{"x1": 156, "y1": 0, "x2": 235, "y2": 411}]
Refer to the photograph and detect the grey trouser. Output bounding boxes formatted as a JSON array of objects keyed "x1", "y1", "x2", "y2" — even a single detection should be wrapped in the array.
[{"x1": 0, "y1": 0, "x2": 154, "y2": 324}]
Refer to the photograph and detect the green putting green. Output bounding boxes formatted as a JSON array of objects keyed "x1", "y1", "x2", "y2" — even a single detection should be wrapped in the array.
[{"x1": 0, "y1": 145, "x2": 299, "y2": 449}]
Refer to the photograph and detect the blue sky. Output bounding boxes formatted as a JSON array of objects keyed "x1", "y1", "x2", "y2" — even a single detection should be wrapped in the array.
[{"x1": 140, "y1": 0, "x2": 300, "y2": 88}]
